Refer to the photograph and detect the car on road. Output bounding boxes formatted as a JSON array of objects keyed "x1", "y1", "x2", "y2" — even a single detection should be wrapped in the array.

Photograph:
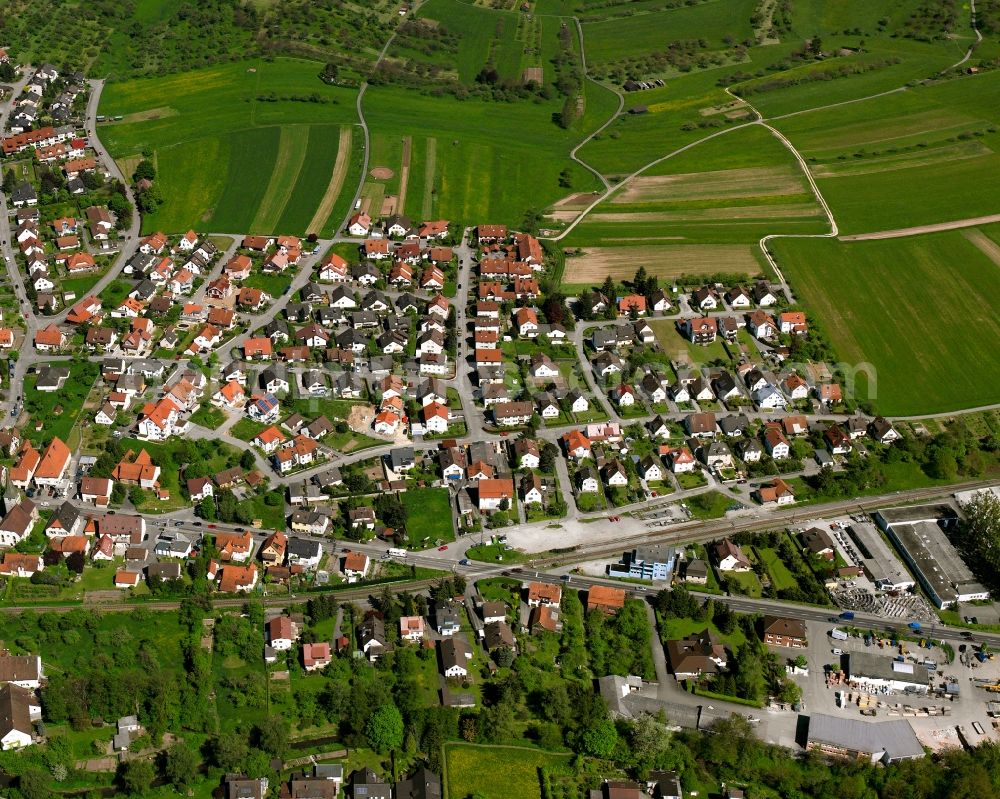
[
  {"x1": 832, "y1": 648, "x2": 843, "y2": 656},
  {"x1": 192, "y1": 522, "x2": 202, "y2": 527},
  {"x1": 174, "y1": 521, "x2": 183, "y2": 526},
  {"x1": 207, "y1": 524, "x2": 216, "y2": 529},
  {"x1": 437, "y1": 544, "x2": 448, "y2": 551},
  {"x1": 459, "y1": 559, "x2": 470, "y2": 565}
]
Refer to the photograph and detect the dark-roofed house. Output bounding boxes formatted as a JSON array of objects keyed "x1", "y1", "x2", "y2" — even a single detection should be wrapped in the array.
[
  {"x1": 0, "y1": 683, "x2": 40, "y2": 750},
  {"x1": 395, "y1": 767, "x2": 441, "y2": 799},
  {"x1": 761, "y1": 615, "x2": 807, "y2": 648},
  {"x1": 714, "y1": 538, "x2": 750, "y2": 572},
  {"x1": 352, "y1": 768, "x2": 392, "y2": 799},
  {"x1": 666, "y1": 628, "x2": 728, "y2": 679},
  {"x1": 806, "y1": 713, "x2": 924, "y2": 763},
  {"x1": 801, "y1": 527, "x2": 835, "y2": 560}
]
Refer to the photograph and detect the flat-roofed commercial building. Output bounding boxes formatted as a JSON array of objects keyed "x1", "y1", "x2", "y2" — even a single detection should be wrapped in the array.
[
  {"x1": 846, "y1": 523, "x2": 914, "y2": 591},
  {"x1": 844, "y1": 652, "x2": 930, "y2": 694},
  {"x1": 875, "y1": 504, "x2": 989, "y2": 608}
]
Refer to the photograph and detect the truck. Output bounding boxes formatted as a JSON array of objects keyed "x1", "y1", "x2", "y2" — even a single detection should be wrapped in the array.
[
  {"x1": 839, "y1": 611, "x2": 856, "y2": 621},
  {"x1": 387, "y1": 547, "x2": 407, "y2": 559},
  {"x1": 830, "y1": 628, "x2": 849, "y2": 641}
]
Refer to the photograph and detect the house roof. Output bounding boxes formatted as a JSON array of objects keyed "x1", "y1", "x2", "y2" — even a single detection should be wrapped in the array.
[
  {"x1": 762, "y1": 615, "x2": 807, "y2": 640},
  {"x1": 587, "y1": 585, "x2": 625, "y2": 612},
  {"x1": 35, "y1": 437, "x2": 71, "y2": 479}
]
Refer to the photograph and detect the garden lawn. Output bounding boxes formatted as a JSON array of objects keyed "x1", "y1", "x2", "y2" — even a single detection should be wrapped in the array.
[
  {"x1": 658, "y1": 614, "x2": 745, "y2": 649},
  {"x1": 772, "y1": 229, "x2": 1000, "y2": 414},
  {"x1": 23, "y1": 360, "x2": 99, "y2": 446},
  {"x1": 444, "y1": 744, "x2": 571, "y2": 799},
  {"x1": 685, "y1": 490, "x2": 733, "y2": 519},
  {"x1": 755, "y1": 546, "x2": 797, "y2": 592},
  {"x1": 402, "y1": 487, "x2": 454, "y2": 546}
]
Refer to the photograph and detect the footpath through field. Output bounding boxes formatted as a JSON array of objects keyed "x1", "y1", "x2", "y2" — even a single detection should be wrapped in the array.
[{"x1": 838, "y1": 213, "x2": 1000, "y2": 241}]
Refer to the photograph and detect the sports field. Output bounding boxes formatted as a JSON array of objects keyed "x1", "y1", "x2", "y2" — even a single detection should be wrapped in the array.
[
  {"x1": 98, "y1": 58, "x2": 358, "y2": 235},
  {"x1": 772, "y1": 229, "x2": 1000, "y2": 415}
]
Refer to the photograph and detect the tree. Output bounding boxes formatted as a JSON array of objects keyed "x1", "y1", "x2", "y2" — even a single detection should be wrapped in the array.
[
  {"x1": 240, "y1": 450, "x2": 256, "y2": 470},
  {"x1": 959, "y1": 491, "x2": 1000, "y2": 576},
  {"x1": 108, "y1": 192, "x2": 132, "y2": 219},
  {"x1": 254, "y1": 716, "x2": 289, "y2": 758},
  {"x1": 493, "y1": 647, "x2": 515, "y2": 668},
  {"x1": 1, "y1": 168, "x2": 15, "y2": 193},
  {"x1": 539, "y1": 443, "x2": 557, "y2": 473},
  {"x1": 212, "y1": 731, "x2": 249, "y2": 770},
  {"x1": 366, "y1": 703, "x2": 404, "y2": 753},
  {"x1": 66, "y1": 551, "x2": 86, "y2": 574},
  {"x1": 633, "y1": 265, "x2": 649, "y2": 296},
  {"x1": 128, "y1": 486, "x2": 146, "y2": 507},
  {"x1": 132, "y1": 159, "x2": 156, "y2": 182},
  {"x1": 198, "y1": 495, "x2": 217, "y2": 520},
  {"x1": 162, "y1": 742, "x2": 198, "y2": 790},
  {"x1": 542, "y1": 291, "x2": 566, "y2": 325},
  {"x1": 18, "y1": 769, "x2": 52, "y2": 799},
  {"x1": 579, "y1": 717, "x2": 618, "y2": 757},
  {"x1": 135, "y1": 183, "x2": 163, "y2": 214},
  {"x1": 600, "y1": 275, "x2": 616, "y2": 303},
  {"x1": 118, "y1": 759, "x2": 155, "y2": 796},
  {"x1": 320, "y1": 62, "x2": 339, "y2": 83}
]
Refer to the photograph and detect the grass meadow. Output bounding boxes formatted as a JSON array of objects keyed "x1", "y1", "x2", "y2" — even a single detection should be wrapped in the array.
[
  {"x1": 401, "y1": 487, "x2": 455, "y2": 546},
  {"x1": 775, "y1": 72, "x2": 1000, "y2": 234},
  {"x1": 444, "y1": 743, "x2": 571, "y2": 799},
  {"x1": 773, "y1": 229, "x2": 1000, "y2": 415},
  {"x1": 98, "y1": 58, "x2": 358, "y2": 235},
  {"x1": 581, "y1": 0, "x2": 758, "y2": 65}
]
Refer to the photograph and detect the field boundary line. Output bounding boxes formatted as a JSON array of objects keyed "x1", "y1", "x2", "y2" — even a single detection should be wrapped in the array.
[
  {"x1": 836, "y1": 213, "x2": 1000, "y2": 241},
  {"x1": 307, "y1": 125, "x2": 353, "y2": 235},
  {"x1": 249, "y1": 125, "x2": 310, "y2": 233},
  {"x1": 546, "y1": 121, "x2": 757, "y2": 241},
  {"x1": 397, "y1": 135, "x2": 412, "y2": 214},
  {"x1": 422, "y1": 137, "x2": 437, "y2": 219}
]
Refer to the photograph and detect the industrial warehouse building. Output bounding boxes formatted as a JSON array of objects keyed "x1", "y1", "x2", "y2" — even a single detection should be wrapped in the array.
[
  {"x1": 846, "y1": 523, "x2": 915, "y2": 592},
  {"x1": 805, "y1": 713, "x2": 924, "y2": 763},
  {"x1": 844, "y1": 652, "x2": 931, "y2": 694},
  {"x1": 875, "y1": 504, "x2": 989, "y2": 609}
]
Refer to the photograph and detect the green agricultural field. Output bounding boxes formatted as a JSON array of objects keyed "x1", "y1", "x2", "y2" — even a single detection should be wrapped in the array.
[
  {"x1": 566, "y1": 123, "x2": 828, "y2": 248},
  {"x1": 773, "y1": 72, "x2": 1000, "y2": 233},
  {"x1": 401, "y1": 487, "x2": 455, "y2": 546},
  {"x1": 98, "y1": 58, "x2": 358, "y2": 235},
  {"x1": 773, "y1": 229, "x2": 1000, "y2": 414},
  {"x1": 360, "y1": 82, "x2": 615, "y2": 224},
  {"x1": 581, "y1": 0, "x2": 757, "y2": 65},
  {"x1": 444, "y1": 744, "x2": 571, "y2": 799}
]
